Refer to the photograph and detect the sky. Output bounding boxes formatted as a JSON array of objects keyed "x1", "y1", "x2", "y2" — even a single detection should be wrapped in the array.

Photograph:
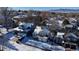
[{"x1": 12, "y1": 7, "x2": 79, "y2": 11}]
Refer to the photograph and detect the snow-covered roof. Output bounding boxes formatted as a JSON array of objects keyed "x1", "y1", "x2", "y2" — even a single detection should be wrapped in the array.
[
  {"x1": 65, "y1": 24, "x2": 73, "y2": 28},
  {"x1": 34, "y1": 26, "x2": 42, "y2": 34},
  {"x1": 13, "y1": 14, "x2": 37, "y2": 19},
  {"x1": 0, "y1": 28, "x2": 8, "y2": 34},
  {"x1": 19, "y1": 23, "x2": 34, "y2": 29},
  {"x1": 8, "y1": 27, "x2": 23, "y2": 32},
  {"x1": 33, "y1": 26, "x2": 50, "y2": 36},
  {"x1": 13, "y1": 15, "x2": 28, "y2": 19},
  {"x1": 13, "y1": 27, "x2": 23, "y2": 31},
  {"x1": 32, "y1": 14, "x2": 37, "y2": 17},
  {"x1": 57, "y1": 32, "x2": 65, "y2": 36},
  {"x1": 77, "y1": 27, "x2": 79, "y2": 30}
]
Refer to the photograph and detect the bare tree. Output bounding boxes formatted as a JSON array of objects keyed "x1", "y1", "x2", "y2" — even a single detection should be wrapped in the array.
[
  {"x1": 0, "y1": 7, "x2": 13, "y2": 51},
  {"x1": 0, "y1": 7, "x2": 14, "y2": 29}
]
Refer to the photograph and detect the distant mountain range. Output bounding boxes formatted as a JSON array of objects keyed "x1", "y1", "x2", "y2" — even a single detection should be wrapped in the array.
[
  {"x1": 49, "y1": 9, "x2": 79, "y2": 13},
  {"x1": 12, "y1": 7, "x2": 79, "y2": 13}
]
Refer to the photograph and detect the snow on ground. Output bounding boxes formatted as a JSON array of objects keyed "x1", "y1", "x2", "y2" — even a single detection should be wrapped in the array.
[{"x1": 4, "y1": 41, "x2": 43, "y2": 51}]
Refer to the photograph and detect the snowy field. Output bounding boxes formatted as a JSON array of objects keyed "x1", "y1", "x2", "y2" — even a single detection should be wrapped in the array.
[{"x1": 4, "y1": 41, "x2": 43, "y2": 51}]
